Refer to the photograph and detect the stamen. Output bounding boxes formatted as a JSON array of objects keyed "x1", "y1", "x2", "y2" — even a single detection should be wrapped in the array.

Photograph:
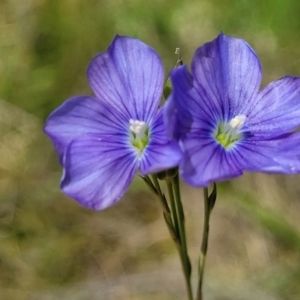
[
  {"x1": 214, "y1": 115, "x2": 246, "y2": 149},
  {"x1": 229, "y1": 115, "x2": 246, "y2": 130},
  {"x1": 129, "y1": 119, "x2": 150, "y2": 155},
  {"x1": 129, "y1": 119, "x2": 148, "y2": 139}
]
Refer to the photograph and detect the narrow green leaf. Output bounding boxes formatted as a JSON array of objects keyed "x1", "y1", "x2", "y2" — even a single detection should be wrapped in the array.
[{"x1": 140, "y1": 175, "x2": 157, "y2": 195}]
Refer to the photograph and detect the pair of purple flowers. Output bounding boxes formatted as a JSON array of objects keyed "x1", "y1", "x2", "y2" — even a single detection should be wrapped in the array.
[{"x1": 45, "y1": 34, "x2": 300, "y2": 210}]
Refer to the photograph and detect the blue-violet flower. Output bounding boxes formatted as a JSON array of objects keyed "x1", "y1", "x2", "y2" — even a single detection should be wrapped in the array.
[
  {"x1": 164, "y1": 33, "x2": 300, "y2": 187},
  {"x1": 45, "y1": 36, "x2": 182, "y2": 209}
]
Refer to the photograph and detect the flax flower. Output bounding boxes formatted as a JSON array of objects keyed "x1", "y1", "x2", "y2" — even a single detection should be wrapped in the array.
[
  {"x1": 164, "y1": 33, "x2": 300, "y2": 186},
  {"x1": 45, "y1": 36, "x2": 182, "y2": 209}
]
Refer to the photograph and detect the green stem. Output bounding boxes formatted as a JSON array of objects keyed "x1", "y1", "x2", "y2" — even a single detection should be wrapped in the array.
[
  {"x1": 151, "y1": 175, "x2": 170, "y2": 215},
  {"x1": 172, "y1": 174, "x2": 193, "y2": 300},
  {"x1": 149, "y1": 174, "x2": 193, "y2": 300},
  {"x1": 173, "y1": 174, "x2": 188, "y2": 257},
  {"x1": 196, "y1": 187, "x2": 210, "y2": 300},
  {"x1": 166, "y1": 181, "x2": 180, "y2": 237}
]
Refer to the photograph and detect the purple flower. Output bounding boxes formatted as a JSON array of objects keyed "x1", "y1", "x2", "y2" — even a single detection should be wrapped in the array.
[
  {"x1": 44, "y1": 36, "x2": 182, "y2": 210},
  {"x1": 164, "y1": 33, "x2": 300, "y2": 187}
]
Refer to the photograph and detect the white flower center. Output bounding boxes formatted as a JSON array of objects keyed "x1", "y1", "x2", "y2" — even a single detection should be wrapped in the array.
[
  {"x1": 129, "y1": 119, "x2": 148, "y2": 139},
  {"x1": 214, "y1": 115, "x2": 246, "y2": 149},
  {"x1": 129, "y1": 119, "x2": 150, "y2": 154}
]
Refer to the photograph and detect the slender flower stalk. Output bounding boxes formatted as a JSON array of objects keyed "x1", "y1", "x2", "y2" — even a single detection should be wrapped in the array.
[
  {"x1": 166, "y1": 177, "x2": 193, "y2": 300},
  {"x1": 172, "y1": 174, "x2": 193, "y2": 300},
  {"x1": 149, "y1": 175, "x2": 177, "y2": 243},
  {"x1": 166, "y1": 180, "x2": 180, "y2": 237},
  {"x1": 197, "y1": 187, "x2": 210, "y2": 300},
  {"x1": 150, "y1": 175, "x2": 170, "y2": 215},
  {"x1": 144, "y1": 173, "x2": 193, "y2": 300}
]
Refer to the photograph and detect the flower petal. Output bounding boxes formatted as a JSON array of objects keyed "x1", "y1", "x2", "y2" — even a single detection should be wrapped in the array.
[
  {"x1": 140, "y1": 141, "x2": 182, "y2": 175},
  {"x1": 191, "y1": 33, "x2": 262, "y2": 121},
  {"x1": 140, "y1": 109, "x2": 182, "y2": 174},
  {"x1": 247, "y1": 76, "x2": 300, "y2": 136},
  {"x1": 165, "y1": 65, "x2": 215, "y2": 140},
  {"x1": 61, "y1": 135, "x2": 139, "y2": 210},
  {"x1": 179, "y1": 137, "x2": 243, "y2": 187},
  {"x1": 234, "y1": 134, "x2": 300, "y2": 173},
  {"x1": 87, "y1": 35, "x2": 164, "y2": 123},
  {"x1": 44, "y1": 95, "x2": 126, "y2": 162}
]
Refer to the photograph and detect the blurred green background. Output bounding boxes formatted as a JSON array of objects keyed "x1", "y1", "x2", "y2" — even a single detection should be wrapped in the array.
[{"x1": 1, "y1": 0, "x2": 300, "y2": 299}]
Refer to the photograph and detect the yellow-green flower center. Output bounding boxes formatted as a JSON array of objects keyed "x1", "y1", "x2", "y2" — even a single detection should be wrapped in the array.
[
  {"x1": 129, "y1": 119, "x2": 150, "y2": 153},
  {"x1": 214, "y1": 115, "x2": 246, "y2": 149}
]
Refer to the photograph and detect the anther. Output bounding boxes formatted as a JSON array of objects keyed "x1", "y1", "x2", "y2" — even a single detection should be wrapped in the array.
[
  {"x1": 229, "y1": 115, "x2": 246, "y2": 130},
  {"x1": 129, "y1": 119, "x2": 148, "y2": 139}
]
